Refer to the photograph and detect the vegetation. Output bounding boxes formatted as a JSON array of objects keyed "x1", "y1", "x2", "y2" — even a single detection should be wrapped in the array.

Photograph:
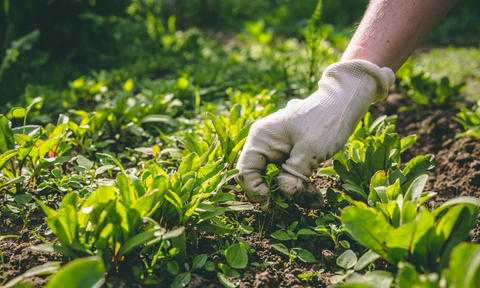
[{"x1": 1, "y1": 0, "x2": 480, "y2": 287}]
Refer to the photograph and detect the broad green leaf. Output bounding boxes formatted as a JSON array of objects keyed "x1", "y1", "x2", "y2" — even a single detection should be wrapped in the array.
[
  {"x1": 30, "y1": 244, "x2": 78, "y2": 259},
  {"x1": 400, "y1": 135, "x2": 417, "y2": 153},
  {"x1": 140, "y1": 115, "x2": 179, "y2": 127},
  {"x1": 118, "y1": 228, "x2": 164, "y2": 257},
  {"x1": 298, "y1": 249, "x2": 317, "y2": 263},
  {"x1": 435, "y1": 204, "x2": 478, "y2": 270},
  {"x1": 60, "y1": 192, "x2": 78, "y2": 210},
  {"x1": 400, "y1": 201, "x2": 417, "y2": 225},
  {"x1": 178, "y1": 153, "x2": 196, "y2": 176},
  {"x1": 334, "y1": 160, "x2": 361, "y2": 186},
  {"x1": 38, "y1": 136, "x2": 64, "y2": 159},
  {"x1": 386, "y1": 207, "x2": 434, "y2": 262},
  {"x1": 45, "y1": 256, "x2": 105, "y2": 288},
  {"x1": 207, "y1": 112, "x2": 228, "y2": 156},
  {"x1": 396, "y1": 262, "x2": 421, "y2": 288},
  {"x1": 196, "y1": 220, "x2": 236, "y2": 235},
  {"x1": 117, "y1": 173, "x2": 137, "y2": 208},
  {"x1": 342, "y1": 207, "x2": 394, "y2": 262},
  {"x1": 434, "y1": 196, "x2": 480, "y2": 217},
  {"x1": 369, "y1": 171, "x2": 388, "y2": 205},
  {"x1": 343, "y1": 184, "x2": 368, "y2": 201},
  {"x1": 317, "y1": 166, "x2": 337, "y2": 177},
  {"x1": 192, "y1": 254, "x2": 208, "y2": 270},
  {"x1": 347, "y1": 159, "x2": 364, "y2": 184},
  {"x1": 345, "y1": 271, "x2": 394, "y2": 288},
  {"x1": 0, "y1": 115, "x2": 14, "y2": 153},
  {"x1": 337, "y1": 249, "x2": 357, "y2": 269},
  {"x1": 226, "y1": 137, "x2": 247, "y2": 166},
  {"x1": 402, "y1": 155, "x2": 435, "y2": 182},
  {"x1": 271, "y1": 230, "x2": 291, "y2": 241},
  {"x1": 171, "y1": 272, "x2": 191, "y2": 288},
  {"x1": 272, "y1": 243, "x2": 289, "y2": 256},
  {"x1": 3, "y1": 261, "x2": 61, "y2": 288},
  {"x1": 372, "y1": 134, "x2": 394, "y2": 172},
  {"x1": 363, "y1": 145, "x2": 375, "y2": 183},
  {"x1": 354, "y1": 250, "x2": 380, "y2": 271},
  {"x1": 97, "y1": 153, "x2": 126, "y2": 175},
  {"x1": 296, "y1": 228, "x2": 317, "y2": 236},
  {"x1": 217, "y1": 273, "x2": 238, "y2": 288},
  {"x1": 210, "y1": 193, "x2": 235, "y2": 203},
  {"x1": 226, "y1": 243, "x2": 248, "y2": 269},
  {"x1": 14, "y1": 193, "x2": 32, "y2": 205},
  {"x1": 0, "y1": 150, "x2": 18, "y2": 171},
  {"x1": 167, "y1": 261, "x2": 179, "y2": 275},
  {"x1": 77, "y1": 155, "x2": 94, "y2": 170},
  {"x1": 403, "y1": 174, "x2": 429, "y2": 205},
  {"x1": 448, "y1": 243, "x2": 480, "y2": 288},
  {"x1": 11, "y1": 107, "x2": 26, "y2": 118}
]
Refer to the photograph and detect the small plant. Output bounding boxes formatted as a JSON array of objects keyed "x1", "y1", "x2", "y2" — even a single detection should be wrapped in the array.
[
  {"x1": 251, "y1": 258, "x2": 274, "y2": 271},
  {"x1": 406, "y1": 73, "x2": 465, "y2": 109},
  {"x1": 170, "y1": 254, "x2": 208, "y2": 288},
  {"x1": 453, "y1": 102, "x2": 480, "y2": 139},
  {"x1": 330, "y1": 250, "x2": 357, "y2": 284},
  {"x1": 298, "y1": 269, "x2": 324, "y2": 287},
  {"x1": 313, "y1": 214, "x2": 346, "y2": 247},
  {"x1": 271, "y1": 243, "x2": 317, "y2": 264},
  {"x1": 271, "y1": 220, "x2": 316, "y2": 247}
]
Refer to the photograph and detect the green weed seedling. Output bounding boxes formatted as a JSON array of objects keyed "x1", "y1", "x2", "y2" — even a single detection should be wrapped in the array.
[
  {"x1": 453, "y1": 101, "x2": 480, "y2": 139},
  {"x1": 271, "y1": 220, "x2": 317, "y2": 247},
  {"x1": 313, "y1": 214, "x2": 347, "y2": 247},
  {"x1": 298, "y1": 269, "x2": 325, "y2": 288},
  {"x1": 170, "y1": 254, "x2": 208, "y2": 288},
  {"x1": 330, "y1": 250, "x2": 394, "y2": 286},
  {"x1": 271, "y1": 243, "x2": 317, "y2": 264},
  {"x1": 269, "y1": 220, "x2": 317, "y2": 265},
  {"x1": 329, "y1": 249, "x2": 357, "y2": 284},
  {"x1": 216, "y1": 243, "x2": 249, "y2": 288},
  {"x1": 405, "y1": 72, "x2": 465, "y2": 110},
  {"x1": 251, "y1": 258, "x2": 274, "y2": 271}
]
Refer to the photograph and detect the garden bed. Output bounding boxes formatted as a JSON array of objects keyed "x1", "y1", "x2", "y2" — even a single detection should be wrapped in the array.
[{"x1": 2, "y1": 92, "x2": 479, "y2": 288}]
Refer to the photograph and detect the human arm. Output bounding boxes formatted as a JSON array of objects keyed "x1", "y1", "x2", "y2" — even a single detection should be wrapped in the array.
[
  {"x1": 236, "y1": 0, "x2": 458, "y2": 207},
  {"x1": 342, "y1": 0, "x2": 458, "y2": 72}
]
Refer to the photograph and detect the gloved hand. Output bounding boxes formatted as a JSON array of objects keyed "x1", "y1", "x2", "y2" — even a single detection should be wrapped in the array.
[{"x1": 236, "y1": 60, "x2": 395, "y2": 208}]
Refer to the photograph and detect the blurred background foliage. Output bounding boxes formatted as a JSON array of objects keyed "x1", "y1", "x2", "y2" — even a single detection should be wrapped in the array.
[{"x1": 0, "y1": 0, "x2": 479, "y2": 106}]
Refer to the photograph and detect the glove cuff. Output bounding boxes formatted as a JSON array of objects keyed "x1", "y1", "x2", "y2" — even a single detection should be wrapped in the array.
[{"x1": 319, "y1": 60, "x2": 395, "y2": 103}]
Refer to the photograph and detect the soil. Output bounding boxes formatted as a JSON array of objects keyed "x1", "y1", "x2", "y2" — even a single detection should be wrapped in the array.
[{"x1": 2, "y1": 93, "x2": 480, "y2": 287}]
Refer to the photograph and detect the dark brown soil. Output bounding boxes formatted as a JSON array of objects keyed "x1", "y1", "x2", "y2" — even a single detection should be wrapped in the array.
[{"x1": 2, "y1": 93, "x2": 480, "y2": 287}]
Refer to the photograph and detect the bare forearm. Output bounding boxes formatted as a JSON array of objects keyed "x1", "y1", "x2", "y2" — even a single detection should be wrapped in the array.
[{"x1": 341, "y1": 0, "x2": 458, "y2": 72}]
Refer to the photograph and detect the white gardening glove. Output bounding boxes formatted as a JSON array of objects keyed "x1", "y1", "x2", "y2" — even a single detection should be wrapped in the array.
[{"x1": 236, "y1": 60, "x2": 395, "y2": 208}]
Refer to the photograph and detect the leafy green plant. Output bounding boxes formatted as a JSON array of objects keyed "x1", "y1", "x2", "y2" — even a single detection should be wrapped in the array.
[
  {"x1": 271, "y1": 243, "x2": 317, "y2": 264},
  {"x1": 334, "y1": 242, "x2": 480, "y2": 288},
  {"x1": 251, "y1": 258, "x2": 274, "y2": 271},
  {"x1": 453, "y1": 103, "x2": 480, "y2": 139},
  {"x1": 271, "y1": 220, "x2": 316, "y2": 247},
  {"x1": 341, "y1": 196, "x2": 480, "y2": 273},
  {"x1": 331, "y1": 122, "x2": 433, "y2": 207},
  {"x1": 171, "y1": 254, "x2": 208, "y2": 288},
  {"x1": 298, "y1": 269, "x2": 325, "y2": 288},
  {"x1": 405, "y1": 73, "x2": 466, "y2": 109},
  {"x1": 330, "y1": 249, "x2": 358, "y2": 284},
  {"x1": 0, "y1": 112, "x2": 71, "y2": 195},
  {"x1": 313, "y1": 213, "x2": 347, "y2": 247}
]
